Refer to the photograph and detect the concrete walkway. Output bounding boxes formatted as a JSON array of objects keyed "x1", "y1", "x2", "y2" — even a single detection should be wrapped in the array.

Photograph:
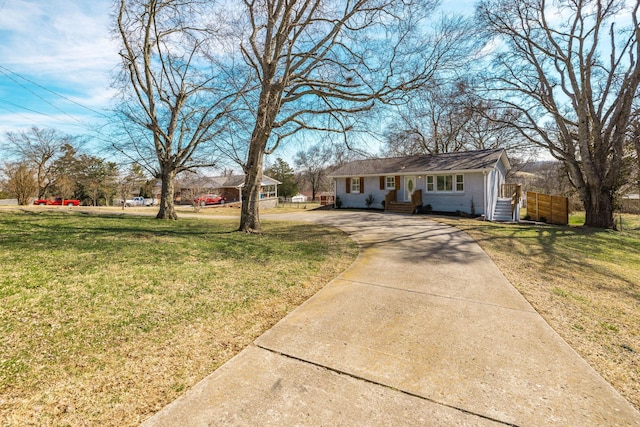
[{"x1": 142, "y1": 211, "x2": 640, "y2": 426}]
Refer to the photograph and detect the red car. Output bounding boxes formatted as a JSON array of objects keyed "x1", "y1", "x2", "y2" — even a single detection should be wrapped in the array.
[
  {"x1": 34, "y1": 198, "x2": 81, "y2": 206},
  {"x1": 194, "y1": 194, "x2": 226, "y2": 206}
]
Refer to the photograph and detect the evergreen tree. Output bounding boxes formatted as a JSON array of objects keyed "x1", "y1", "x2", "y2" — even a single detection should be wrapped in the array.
[{"x1": 265, "y1": 158, "x2": 298, "y2": 200}]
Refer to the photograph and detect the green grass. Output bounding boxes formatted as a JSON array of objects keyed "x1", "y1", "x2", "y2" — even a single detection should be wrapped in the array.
[
  {"x1": 433, "y1": 212, "x2": 640, "y2": 411},
  {"x1": 0, "y1": 210, "x2": 358, "y2": 426}
]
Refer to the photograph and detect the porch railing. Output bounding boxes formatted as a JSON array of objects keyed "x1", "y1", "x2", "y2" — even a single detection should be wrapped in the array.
[
  {"x1": 385, "y1": 189, "x2": 397, "y2": 208},
  {"x1": 384, "y1": 189, "x2": 423, "y2": 213},
  {"x1": 411, "y1": 189, "x2": 423, "y2": 210},
  {"x1": 501, "y1": 183, "x2": 522, "y2": 216}
]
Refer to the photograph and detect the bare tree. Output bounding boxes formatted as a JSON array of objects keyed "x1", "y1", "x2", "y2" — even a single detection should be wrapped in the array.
[
  {"x1": 476, "y1": 0, "x2": 640, "y2": 229},
  {"x1": 234, "y1": 0, "x2": 469, "y2": 233},
  {"x1": 629, "y1": 106, "x2": 640, "y2": 198},
  {"x1": 114, "y1": 0, "x2": 242, "y2": 220},
  {"x1": 2, "y1": 127, "x2": 80, "y2": 198},
  {"x1": 383, "y1": 80, "x2": 525, "y2": 156},
  {"x1": 383, "y1": 82, "x2": 469, "y2": 156},
  {"x1": 1, "y1": 162, "x2": 38, "y2": 205},
  {"x1": 294, "y1": 143, "x2": 334, "y2": 201}
]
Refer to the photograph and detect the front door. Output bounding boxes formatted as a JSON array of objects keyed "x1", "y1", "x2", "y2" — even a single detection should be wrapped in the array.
[{"x1": 404, "y1": 176, "x2": 416, "y2": 202}]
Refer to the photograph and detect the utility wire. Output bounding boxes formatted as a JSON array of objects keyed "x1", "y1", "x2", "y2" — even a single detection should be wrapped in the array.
[
  {"x1": 0, "y1": 64, "x2": 108, "y2": 118},
  {"x1": 0, "y1": 103, "x2": 57, "y2": 130},
  {"x1": 0, "y1": 98, "x2": 81, "y2": 125},
  {"x1": 0, "y1": 69, "x2": 87, "y2": 125}
]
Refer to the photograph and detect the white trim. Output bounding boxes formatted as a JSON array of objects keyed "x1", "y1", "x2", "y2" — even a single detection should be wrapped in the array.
[
  {"x1": 404, "y1": 176, "x2": 417, "y2": 201},
  {"x1": 385, "y1": 176, "x2": 396, "y2": 190},
  {"x1": 425, "y1": 173, "x2": 465, "y2": 193},
  {"x1": 483, "y1": 171, "x2": 488, "y2": 219},
  {"x1": 350, "y1": 177, "x2": 361, "y2": 193}
]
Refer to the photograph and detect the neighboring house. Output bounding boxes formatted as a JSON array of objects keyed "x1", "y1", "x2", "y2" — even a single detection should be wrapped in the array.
[
  {"x1": 176, "y1": 174, "x2": 281, "y2": 204},
  {"x1": 291, "y1": 194, "x2": 307, "y2": 203},
  {"x1": 226, "y1": 174, "x2": 280, "y2": 202},
  {"x1": 328, "y1": 148, "x2": 513, "y2": 221}
]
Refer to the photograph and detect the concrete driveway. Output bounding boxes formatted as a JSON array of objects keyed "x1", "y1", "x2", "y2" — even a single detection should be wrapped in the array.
[{"x1": 142, "y1": 211, "x2": 640, "y2": 426}]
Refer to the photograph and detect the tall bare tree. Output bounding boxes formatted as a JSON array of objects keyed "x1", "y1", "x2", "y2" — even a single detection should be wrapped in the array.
[
  {"x1": 476, "y1": 0, "x2": 640, "y2": 229},
  {"x1": 383, "y1": 82, "x2": 469, "y2": 156},
  {"x1": 383, "y1": 79, "x2": 525, "y2": 157},
  {"x1": 630, "y1": 106, "x2": 640, "y2": 199},
  {"x1": 234, "y1": 0, "x2": 469, "y2": 233},
  {"x1": 115, "y1": 0, "x2": 241, "y2": 219}
]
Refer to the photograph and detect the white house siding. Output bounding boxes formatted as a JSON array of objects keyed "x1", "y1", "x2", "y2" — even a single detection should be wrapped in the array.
[
  {"x1": 338, "y1": 176, "x2": 391, "y2": 209},
  {"x1": 338, "y1": 173, "x2": 487, "y2": 215},
  {"x1": 420, "y1": 173, "x2": 485, "y2": 215},
  {"x1": 484, "y1": 161, "x2": 507, "y2": 221},
  {"x1": 330, "y1": 149, "x2": 510, "y2": 218}
]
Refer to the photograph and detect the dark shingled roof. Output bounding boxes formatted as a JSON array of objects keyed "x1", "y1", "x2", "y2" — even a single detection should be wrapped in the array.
[
  {"x1": 216, "y1": 174, "x2": 281, "y2": 187},
  {"x1": 328, "y1": 148, "x2": 508, "y2": 177}
]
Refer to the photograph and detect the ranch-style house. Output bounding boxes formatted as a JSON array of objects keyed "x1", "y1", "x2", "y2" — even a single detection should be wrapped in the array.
[{"x1": 328, "y1": 148, "x2": 518, "y2": 221}]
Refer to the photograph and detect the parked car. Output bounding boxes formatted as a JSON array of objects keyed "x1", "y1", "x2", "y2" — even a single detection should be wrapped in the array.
[
  {"x1": 122, "y1": 197, "x2": 145, "y2": 207},
  {"x1": 34, "y1": 198, "x2": 81, "y2": 206},
  {"x1": 194, "y1": 194, "x2": 226, "y2": 206},
  {"x1": 117, "y1": 197, "x2": 157, "y2": 207}
]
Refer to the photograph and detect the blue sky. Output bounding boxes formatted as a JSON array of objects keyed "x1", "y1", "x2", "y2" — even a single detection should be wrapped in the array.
[
  {"x1": 0, "y1": 0, "x2": 118, "y2": 139},
  {"x1": 0, "y1": 0, "x2": 476, "y2": 157}
]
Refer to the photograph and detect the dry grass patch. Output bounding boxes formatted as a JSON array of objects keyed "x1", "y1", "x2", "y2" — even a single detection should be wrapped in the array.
[
  {"x1": 432, "y1": 213, "x2": 640, "y2": 411},
  {"x1": 0, "y1": 210, "x2": 358, "y2": 426}
]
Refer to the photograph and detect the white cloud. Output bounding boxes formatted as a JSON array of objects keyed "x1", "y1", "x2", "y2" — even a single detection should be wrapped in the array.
[
  {"x1": 0, "y1": 0, "x2": 119, "y2": 105},
  {"x1": 0, "y1": 0, "x2": 121, "y2": 137},
  {"x1": 0, "y1": 109, "x2": 89, "y2": 135}
]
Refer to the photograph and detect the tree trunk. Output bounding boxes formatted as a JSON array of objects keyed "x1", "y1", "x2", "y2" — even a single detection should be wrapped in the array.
[
  {"x1": 239, "y1": 84, "x2": 278, "y2": 233},
  {"x1": 239, "y1": 139, "x2": 265, "y2": 233},
  {"x1": 156, "y1": 166, "x2": 178, "y2": 220},
  {"x1": 583, "y1": 186, "x2": 615, "y2": 229}
]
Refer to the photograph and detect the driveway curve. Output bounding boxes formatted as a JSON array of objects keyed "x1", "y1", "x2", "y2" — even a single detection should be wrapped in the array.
[{"x1": 143, "y1": 211, "x2": 640, "y2": 426}]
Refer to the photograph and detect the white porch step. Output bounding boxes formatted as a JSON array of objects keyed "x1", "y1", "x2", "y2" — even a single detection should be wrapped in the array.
[{"x1": 493, "y1": 198, "x2": 514, "y2": 221}]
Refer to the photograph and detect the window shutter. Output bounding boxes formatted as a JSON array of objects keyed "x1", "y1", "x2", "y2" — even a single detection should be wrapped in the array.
[
  {"x1": 379, "y1": 176, "x2": 385, "y2": 190},
  {"x1": 346, "y1": 178, "x2": 351, "y2": 193},
  {"x1": 359, "y1": 177, "x2": 364, "y2": 193},
  {"x1": 395, "y1": 176, "x2": 401, "y2": 189}
]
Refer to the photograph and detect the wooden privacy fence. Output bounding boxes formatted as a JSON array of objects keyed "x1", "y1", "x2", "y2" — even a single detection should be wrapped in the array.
[{"x1": 526, "y1": 191, "x2": 569, "y2": 225}]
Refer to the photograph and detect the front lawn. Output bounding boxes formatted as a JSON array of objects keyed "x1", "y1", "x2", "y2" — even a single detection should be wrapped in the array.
[
  {"x1": 433, "y1": 213, "x2": 640, "y2": 411},
  {"x1": 0, "y1": 210, "x2": 358, "y2": 426}
]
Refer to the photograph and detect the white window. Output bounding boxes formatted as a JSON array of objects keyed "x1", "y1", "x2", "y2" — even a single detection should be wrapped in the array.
[
  {"x1": 437, "y1": 175, "x2": 453, "y2": 192},
  {"x1": 385, "y1": 176, "x2": 396, "y2": 189},
  {"x1": 427, "y1": 174, "x2": 464, "y2": 192},
  {"x1": 351, "y1": 177, "x2": 360, "y2": 193},
  {"x1": 426, "y1": 176, "x2": 434, "y2": 192}
]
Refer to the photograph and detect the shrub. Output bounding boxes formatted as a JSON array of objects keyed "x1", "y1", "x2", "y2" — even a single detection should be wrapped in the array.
[{"x1": 365, "y1": 193, "x2": 374, "y2": 209}]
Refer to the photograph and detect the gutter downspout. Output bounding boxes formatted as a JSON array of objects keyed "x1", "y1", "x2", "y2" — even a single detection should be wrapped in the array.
[{"x1": 483, "y1": 171, "x2": 487, "y2": 220}]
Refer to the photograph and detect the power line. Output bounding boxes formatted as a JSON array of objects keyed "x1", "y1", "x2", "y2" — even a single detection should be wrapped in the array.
[
  {"x1": 0, "y1": 98, "x2": 82, "y2": 125},
  {"x1": 0, "y1": 103, "x2": 57, "y2": 130},
  {"x1": 0, "y1": 64, "x2": 108, "y2": 118},
  {"x1": 0, "y1": 69, "x2": 88, "y2": 125}
]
